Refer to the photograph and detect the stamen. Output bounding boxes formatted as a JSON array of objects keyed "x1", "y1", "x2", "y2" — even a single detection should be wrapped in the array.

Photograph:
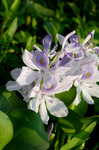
[{"x1": 85, "y1": 72, "x2": 92, "y2": 78}]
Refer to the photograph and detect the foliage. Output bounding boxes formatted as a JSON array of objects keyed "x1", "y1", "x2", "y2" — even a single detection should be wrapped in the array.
[{"x1": 0, "y1": 0, "x2": 99, "y2": 150}]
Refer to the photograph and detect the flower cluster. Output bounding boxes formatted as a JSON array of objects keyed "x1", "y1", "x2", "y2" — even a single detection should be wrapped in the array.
[{"x1": 6, "y1": 30, "x2": 99, "y2": 124}]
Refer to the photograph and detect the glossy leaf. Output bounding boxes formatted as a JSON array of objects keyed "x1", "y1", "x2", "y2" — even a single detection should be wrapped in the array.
[
  {"x1": 4, "y1": 110, "x2": 49, "y2": 150},
  {"x1": 0, "y1": 111, "x2": 13, "y2": 150},
  {"x1": 0, "y1": 88, "x2": 26, "y2": 114}
]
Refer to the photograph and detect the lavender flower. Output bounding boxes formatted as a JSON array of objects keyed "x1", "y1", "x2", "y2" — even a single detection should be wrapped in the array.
[
  {"x1": 6, "y1": 31, "x2": 99, "y2": 124},
  {"x1": 6, "y1": 35, "x2": 72, "y2": 124},
  {"x1": 28, "y1": 84, "x2": 68, "y2": 124},
  {"x1": 73, "y1": 56, "x2": 99, "y2": 105}
]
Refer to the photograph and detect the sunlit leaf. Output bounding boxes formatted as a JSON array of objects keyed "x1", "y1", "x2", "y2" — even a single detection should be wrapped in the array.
[
  {"x1": 3, "y1": 17, "x2": 18, "y2": 41},
  {"x1": 0, "y1": 111, "x2": 13, "y2": 150},
  {"x1": 1, "y1": 0, "x2": 8, "y2": 11},
  {"x1": 10, "y1": 0, "x2": 21, "y2": 12},
  {"x1": 58, "y1": 110, "x2": 82, "y2": 134},
  {"x1": 60, "y1": 121, "x2": 96, "y2": 150}
]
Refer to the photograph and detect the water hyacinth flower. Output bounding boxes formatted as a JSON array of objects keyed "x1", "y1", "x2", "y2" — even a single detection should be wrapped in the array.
[
  {"x1": 6, "y1": 35, "x2": 54, "y2": 92},
  {"x1": 73, "y1": 57, "x2": 99, "y2": 105},
  {"x1": 56, "y1": 30, "x2": 99, "y2": 105},
  {"x1": 6, "y1": 35, "x2": 72, "y2": 124},
  {"x1": 6, "y1": 30, "x2": 99, "y2": 124},
  {"x1": 56, "y1": 30, "x2": 95, "y2": 65},
  {"x1": 56, "y1": 31, "x2": 84, "y2": 61},
  {"x1": 42, "y1": 34, "x2": 57, "y2": 58},
  {"x1": 28, "y1": 84, "x2": 68, "y2": 124}
]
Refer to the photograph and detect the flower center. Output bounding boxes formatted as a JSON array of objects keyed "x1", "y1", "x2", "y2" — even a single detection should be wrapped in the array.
[
  {"x1": 85, "y1": 72, "x2": 92, "y2": 78},
  {"x1": 36, "y1": 54, "x2": 47, "y2": 67},
  {"x1": 39, "y1": 57, "x2": 45, "y2": 65},
  {"x1": 73, "y1": 53, "x2": 78, "y2": 58}
]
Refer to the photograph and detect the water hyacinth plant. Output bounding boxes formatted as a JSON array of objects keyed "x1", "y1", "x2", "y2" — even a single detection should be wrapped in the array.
[
  {"x1": 6, "y1": 30, "x2": 99, "y2": 126},
  {"x1": 1, "y1": 0, "x2": 99, "y2": 149}
]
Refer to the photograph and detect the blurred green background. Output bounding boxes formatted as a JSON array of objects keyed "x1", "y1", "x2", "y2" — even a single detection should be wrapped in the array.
[{"x1": 0, "y1": 0, "x2": 99, "y2": 150}]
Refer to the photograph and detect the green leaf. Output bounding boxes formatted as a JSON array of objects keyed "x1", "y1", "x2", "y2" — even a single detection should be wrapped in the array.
[
  {"x1": 0, "y1": 111, "x2": 13, "y2": 150},
  {"x1": 70, "y1": 100, "x2": 88, "y2": 117},
  {"x1": 67, "y1": 2, "x2": 80, "y2": 16},
  {"x1": 10, "y1": 0, "x2": 21, "y2": 12},
  {"x1": 4, "y1": 110, "x2": 49, "y2": 150},
  {"x1": 27, "y1": 2, "x2": 54, "y2": 17},
  {"x1": 56, "y1": 86, "x2": 76, "y2": 106},
  {"x1": 1, "y1": 0, "x2": 8, "y2": 11},
  {"x1": 0, "y1": 88, "x2": 26, "y2": 114},
  {"x1": 7, "y1": 128, "x2": 48, "y2": 150},
  {"x1": 15, "y1": 31, "x2": 28, "y2": 43},
  {"x1": 81, "y1": 115, "x2": 99, "y2": 128},
  {"x1": 44, "y1": 22, "x2": 60, "y2": 37},
  {"x1": 0, "y1": 88, "x2": 49, "y2": 150},
  {"x1": 60, "y1": 121, "x2": 96, "y2": 150},
  {"x1": 58, "y1": 119, "x2": 76, "y2": 134},
  {"x1": 3, "y1": 17, "x2": 18, "y2": 41},
  {"x1": 26, "y1": 36, "x2": 36, "y2": 50},
  {"x1": 33, "y1": 3, "x2": 54, "y2": 16},
  {"x1": 58, "y1": 110, "x2": 82, "y2": 134}
]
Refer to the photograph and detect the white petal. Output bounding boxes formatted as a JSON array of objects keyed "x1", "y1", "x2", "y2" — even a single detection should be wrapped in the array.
[
  {"x1": 46, "y1": 96, "x2": 68, "y2": 117},
  {"x1": 54, "y1": 67, "x2": 74, "y2": 93},
  {"x1": 39, "y1": 100, "x2": 49, "y2": 124},
  {"x1": 6, "y1": 81, "x2": 21, "y2": 91},
  {"x1": 18, "y1": 84, "x2": 33, "y2": 101},
  {"x1": 28, "y1": 98, "x2": 40, "y2": 113},
  {"x1": 87, "y1": 84, "x2": 99, "y2": 98},
  {"x1": 62, "y1": 31, "x2": 76, "y2": 50},
  {"x1": 28, "y1": 84, "x2": 40, "y2": 98},
  {"x1": 22, "y1": 50, "x2": 39, "y2": 70},
  {"x1": 72, "y1": 86, "x2": 81, "y2": 105},
  {"x1": 33, "y1": 45, "x2": 42, "y2": 52},
  {"x1": 93, "y1": 70, "x2": 99, "y2": 82},
  {"x1": 10, "y1": 68, "x2": 21, "y2": 80},
  {"x1": 16, "y1": 67, "x2": 38, "y2": 86},
  {"x1": 82, "y1": 30, "x2": 95, "y2": 46},
  {"x1": 82, "y1": 88, "x2": 94, "y2": 104},
  {"x1": 28, "y1": 89, "x2": 37, "y2": 98},
  {"x1": 53, "y1": 79, "x2": 73, "y2": 94},
  {"x1": 50, "y1": 75, "x2": 76, "y2": 94}
]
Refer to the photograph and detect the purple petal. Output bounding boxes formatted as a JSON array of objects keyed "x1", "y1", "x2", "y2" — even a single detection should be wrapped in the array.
[
  {"x1": 93, "y1": 47, "x2": 99, "y2": 54},
  {"x1": 65, "y1": 43, "x2": 84, "y2": 60},
  {"x1": 42, "y1": 35, "x2": 52, "y2": 52},
  {"x1": 33, "y1": 51, "x2": 49, "y2": 69},
  {"x1": 59, "y1": 55, "x2": 71, "y2": 66},
  {"x1": 69, "y1": 34, "x2": 79, "y2": 43}
]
